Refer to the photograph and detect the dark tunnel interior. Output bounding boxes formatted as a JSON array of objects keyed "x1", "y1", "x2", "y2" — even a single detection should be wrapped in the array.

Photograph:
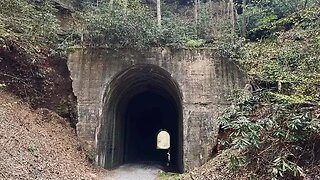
[
  {"x1": 98, "y1": 65, "x2": 184, "y2": 173},
  {"x1": 123, "y1": 91, "x2": 180, "y2": 171}
]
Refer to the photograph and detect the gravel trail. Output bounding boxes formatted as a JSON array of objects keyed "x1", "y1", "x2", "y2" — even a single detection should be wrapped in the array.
[{"x1": 105, "y1": 163, "x2": 161, "y2": 180}]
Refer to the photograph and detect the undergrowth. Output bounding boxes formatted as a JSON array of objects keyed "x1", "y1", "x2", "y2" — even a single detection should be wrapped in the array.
[
  {"x1": 218, "y1": 6, "x2": 320, "y2": 180},
  {"x1": 0, "y1": 0, "x2": 74, "y2": 57},
  {"x1": 219, "y1": 89, "x2": 320, "y2": 179}
]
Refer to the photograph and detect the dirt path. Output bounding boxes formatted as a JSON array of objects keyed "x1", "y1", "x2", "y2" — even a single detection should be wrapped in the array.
[{"x1": 105, "y1": 163, "x2": 161, "y2": 180}]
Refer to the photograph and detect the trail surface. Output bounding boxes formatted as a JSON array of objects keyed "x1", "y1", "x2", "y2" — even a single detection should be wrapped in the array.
[{"x1": 105, "y1": 163, "x2": 161, "y2": 180}]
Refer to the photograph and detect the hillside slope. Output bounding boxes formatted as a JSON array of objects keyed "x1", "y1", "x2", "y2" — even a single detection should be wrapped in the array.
[
  {"x1": 186, "y1": 6, "x2": 320, "y2": 180},
  {"x1": 0, "y1": 90, "x2": 105, "y2": 179}
]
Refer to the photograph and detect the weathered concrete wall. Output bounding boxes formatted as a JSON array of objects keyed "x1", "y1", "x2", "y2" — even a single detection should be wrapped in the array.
[{"x1": 67, "y1": 48, "x2": 247, "y2": 171}]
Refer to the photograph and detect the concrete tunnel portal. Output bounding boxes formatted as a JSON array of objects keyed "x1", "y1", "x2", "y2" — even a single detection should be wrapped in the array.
[{"x1": 97, "y1": 64, "x2": 184, "y2": 173}]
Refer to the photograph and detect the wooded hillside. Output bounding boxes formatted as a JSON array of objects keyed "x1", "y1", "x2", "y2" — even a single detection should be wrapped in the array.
[{"x1": 0, "y1": 0, "x2": 319, "y2": 179}]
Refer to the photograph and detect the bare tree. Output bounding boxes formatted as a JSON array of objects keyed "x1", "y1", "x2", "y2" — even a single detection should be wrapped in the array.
[
  {"x1": 304, "y1": 0, "x2": 308, "y2": 8},
  {"x1": 194, "y1": 0, "x2": 198, "y2": 24},
  {"x1": 230, "y1": 0, "x2": 235, "y2": 36},
  {"x1": 241, "y1": 0, "x2": 247, "y2": 37},
  {"x1": 209, "y1": 0, "x2": 213, "y2": 12},
  {"x1": 157, "y1": 0, "x2": 161, "y2": 28},
  {"x1": 194, "y1": 0, "x2": 200, "y2": 25}
]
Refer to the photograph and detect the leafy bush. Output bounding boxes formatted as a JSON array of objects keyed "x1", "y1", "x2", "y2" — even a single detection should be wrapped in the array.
[
  {"x1": 220, "y1": 7, "x2": 320, "y2": 104},
  {"x1": 83, "y1": 0, "x2": 159, "y2": 49},
  {"x1": 219, "y1": 89, "x2": 320, "y2": 179},
  {"x1": 0, "y1": 0, "x2": 64, "y2": 55},
  {"x1": 184, "y1": 39, "x2": 204, "y2": 47},
  {"x1": 218, "y1": 7, "x2": 320, "y2": 178},
  {"x1": 217, "y1": 37, "x2": 245, "y2": 59},
  {"x1": 159, "y1": 8, "x2": 197, "y2": 47},
  {"x1": 82, "y1": 0, "x2": 212, "y2": 49},
  {"x1": 239, "y1": 0, "x2": 320, "y2": 39}
]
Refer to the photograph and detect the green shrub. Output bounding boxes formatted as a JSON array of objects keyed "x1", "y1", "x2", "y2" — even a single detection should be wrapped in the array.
[
  {"x1": 81, "y1": 0, "x2": 220, "y2": 49},
  {"x1": 184, "y1": 39, "x2": 204, "y2": 47},
  {"x1": 239, "y1": 0, "x2": 320, "y2": 39},
  {"x1": 159, "y1": 9, "x2": 197, "y2": 47},
  {"x1": 219, "y1": 7, "x2": 320, "y2": 103},
  {"x1": 0, "y1": 0, "x2": 63, "y2": 54},
  {"x1": 219, "y1": 89, "x2": 320, "y2": 179},
  {"x1": 83, "y1": 0, "x2": 158, "y2": 49}
]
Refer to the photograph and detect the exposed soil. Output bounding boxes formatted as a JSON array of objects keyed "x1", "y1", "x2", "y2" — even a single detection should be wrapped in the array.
[
  {"x1": 0, "y1": 90, "x2": 106, "y2": 179},
  {"x1": 0, "y1": 45, "x2": 77, "y2": 126}
]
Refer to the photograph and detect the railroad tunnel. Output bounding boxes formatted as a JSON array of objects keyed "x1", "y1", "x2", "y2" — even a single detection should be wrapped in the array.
[{"x1": 97, "y1": 64, "x2": 184, "y2": 173}]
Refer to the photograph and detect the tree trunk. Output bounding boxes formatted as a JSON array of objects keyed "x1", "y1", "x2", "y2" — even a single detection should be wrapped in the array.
[
  {"x1": 227, "y1": 1, "x2": 230, "y2": 19},
  {"x1": 157, "y1": 0, "x2": 161, "y2": 28},
  {"x1": 194, "y1": 0, "x2": 198, "y2": 25},
  {"x1": 209, "y1": 0, "x2": 213, "y2": 19},
  {"x1": 304, "y1": 0, "x2": 308, "y2": 9},
  {"x1": 234, "y1": 4, "x2": 240, "y2": 33},
  {"x1": 241, "y1": 0, "x2": 247, "y2": 38},
  {"x1": 230, "y1": 0, "x2": 235, "y2": 36}
]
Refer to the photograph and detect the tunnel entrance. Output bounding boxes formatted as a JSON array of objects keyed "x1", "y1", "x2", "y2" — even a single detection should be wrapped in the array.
[
  {"x1": 124, "y1": 92, "x2": 178, "y2": 167},
  {"x1": 98, "y1": 64, "x2": 184, "y2": 173}
]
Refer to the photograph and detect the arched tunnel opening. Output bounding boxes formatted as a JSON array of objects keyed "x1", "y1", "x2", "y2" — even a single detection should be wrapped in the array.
[
  {"x1": 124, "y1": 91, "x2": 179, "y2": 168},
  {"x1": 98, "y1": 64, "x2": 184, "y2": 173}
]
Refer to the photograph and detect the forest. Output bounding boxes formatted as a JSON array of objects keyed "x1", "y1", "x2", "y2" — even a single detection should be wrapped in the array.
[{"x1": 0, "y1": 0, "x2": 320, "y2": 179}]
